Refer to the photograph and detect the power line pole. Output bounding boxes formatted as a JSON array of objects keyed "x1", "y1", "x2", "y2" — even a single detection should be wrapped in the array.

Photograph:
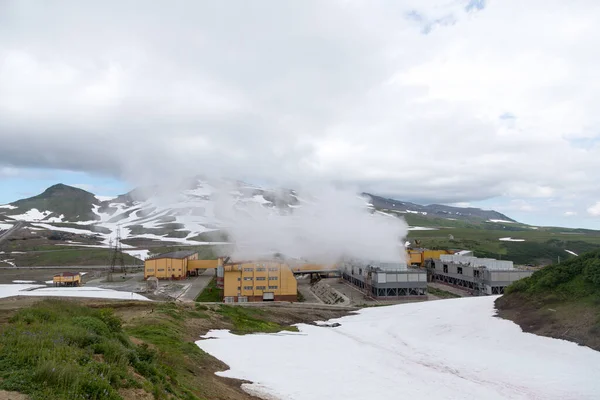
[{"x1": 110, "y1": 226, "x2": 126, "y2": 274}]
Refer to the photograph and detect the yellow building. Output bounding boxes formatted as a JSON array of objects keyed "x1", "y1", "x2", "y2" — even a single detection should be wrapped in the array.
[
  {"x1": 187, "y1": 259, "x2": 220, "y2": 276},
  {"x1": 223, "y1": 260, "x2": 298, "y2": 302},
  {"x1": 53, "y1": 272, "x2": 81, "y2": 286},
  {"x1": 144, "y1": 251, "x2": 199, "y2": 280},
  {"x1": 407, "y1": 249, "x2": 455, "y2": 267}
]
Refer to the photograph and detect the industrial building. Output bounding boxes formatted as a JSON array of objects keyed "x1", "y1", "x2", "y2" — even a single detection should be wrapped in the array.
[
  {"x1": 53, "y1": 272, "x2": 81, "y2": 286},
  {"x1": 406, "y1": 249, "x2": 455, "y2": 267},
  {"x1": 428, "y1": 254, "x2": 534, "y2": 295},
  {"x1": 222, "y1": 260, "x2": 298, "y2": 302},
  {"x1": 340, "y1": 259, "x2": 428, "y2": 298},
  {"x1": 144, "y1": 251, "x2": 200, "y2": 279}
]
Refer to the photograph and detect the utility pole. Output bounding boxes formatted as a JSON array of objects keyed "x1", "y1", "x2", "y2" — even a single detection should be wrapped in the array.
[{"x1": 110, "y1": 226, "x2": 126, "y2": 274}]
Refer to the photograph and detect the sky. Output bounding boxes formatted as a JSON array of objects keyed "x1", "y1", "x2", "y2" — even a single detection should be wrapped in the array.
[{"x1": 1, "y1": 0, "x2": 600, "y2": 229}]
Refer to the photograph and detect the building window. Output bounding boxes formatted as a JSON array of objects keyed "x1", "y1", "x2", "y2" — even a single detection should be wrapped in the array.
[
  {"x1": 269, "y1": 267, "x2": 278, "y2": 271},
  {"x1": 243, "y1": 277, "x2": 253, "y2": 281},
  {"x1": 256, "y1": 277, "x2": 266, "y2": 281},
  {"x1": 237, "y1": 277, "x2": 241, "y2": 281},
  {"x1": 256, "y1": 268, "x2": 266, "y2": 272},
  {"x1": 474, "y1": 270, "x2": 480, "y2": 278},
  {"x1": 243, "y1": 286, "x2": 253, "y2": 290},
  {"x1": 158, "y1": 269, "x2": 165, "y2": 272},
  {"x1": 443, "y1": 264, "x2": 448, "y2": 273},
  {"x1": 268, "y1": 286, "x2": 278, "y2": 290},
  {"x1": 457, "y1": 267, "x2": 463, "y2": 275},
  {"x1": 147, "y1": 269, "x2": 154, "y2": 272},
  {"x1": 268, "y1": 276, "x2": 278, "y2": 280},
  {"x1": 256, "y1": 286, "x2": 266, "y2": 290},
  {"x1": 243, "y1": 268, "x2": 253, "y2": 272}
]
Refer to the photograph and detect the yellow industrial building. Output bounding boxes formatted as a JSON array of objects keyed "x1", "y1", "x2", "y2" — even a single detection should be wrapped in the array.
[
  {"x1": 53, "y1": 272, "x2": 81, "y2": 286},
  {"x1": 223, "y1": 260, "x2": 298, "y2": 302},
  {"x1": 144, "y1": 251, "x2": 199, "y2": 279},
  {"x1": 406, "y1": 249, "x2": 455, "y2": 267}
]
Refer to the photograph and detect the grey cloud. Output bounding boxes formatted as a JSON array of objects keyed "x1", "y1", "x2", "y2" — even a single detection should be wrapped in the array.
[{"x1": 1, "y1": 0, "x2": 600, "y2": 221}]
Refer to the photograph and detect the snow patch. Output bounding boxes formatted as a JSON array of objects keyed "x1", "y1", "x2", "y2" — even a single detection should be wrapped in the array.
[
  {"x1": 9, "y1": 208, "x2": 52, "y2": 221},
  {"x1": 499, "y1": 237, "x2": 525, "y2": 242},
  {"x1": 565, "y1": 250, "x2": 578, "y2": 256},
  {"x1": 488, "y1": 219, "x2": 515, "y2": 224},
  {"x1": 96, "y1": 195, "x2": 116, "y2": 202},
  {"x1": 197, "y1": 296, "x2": 600, "y2": 400},
  {"x1": 45, "y1": 214, "x2": 65, "y2": 223},
  {"x1": 408, "y1": 226, "x2": 438, "y2": 231},
  {"x1": 0, "y1": 223, "x2": 13, "y2": 230},
  {"x1": 32, "y1": 223, "x2": 97, "y2": 235},
  {"x1": 12, "y1": 280, "x2": 36, "y2": 284},
  {"x1": 0, "y1": 284, "x2": 150, "y2": 301},
  {"x1": 0, "y1": 204, "x2": 17, "y2": 209}
]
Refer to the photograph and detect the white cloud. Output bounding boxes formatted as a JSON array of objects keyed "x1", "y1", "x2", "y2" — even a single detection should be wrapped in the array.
[
  {"x1": 587, "y1": 202, "x2": 600, "y2": 217},
  {"x1": 0, "y1": 0, "x2": 600, "y2": 225},
  {"x1": 564, "y1": 211, "x2": 577, "y2": 217}
]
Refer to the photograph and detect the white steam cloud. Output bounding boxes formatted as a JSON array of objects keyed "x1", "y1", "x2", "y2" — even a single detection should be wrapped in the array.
[{"x1": 214, "y1": 185, "x2": 408, "y2": 265}]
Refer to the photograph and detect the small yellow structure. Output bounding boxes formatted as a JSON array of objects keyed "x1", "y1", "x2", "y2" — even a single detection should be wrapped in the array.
[
  {"x1": 144, "y1": 251, "x2": 199, "y2": 280},
  {"x1": 53, "y1": 272, "x2": 81, "y2": 286},
  {"x1": 223, "y1": 260, "x2": 298, "y2": 302},
  {"x1": 406, "y1": 249, "x2": 455, "y2": 267}
]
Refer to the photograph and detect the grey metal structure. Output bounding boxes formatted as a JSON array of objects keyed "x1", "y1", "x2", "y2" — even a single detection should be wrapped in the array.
[
  {"x1": 428, "y1": 256, "x2": 533, "y2": 295},
  {"x1": 340, "y1": 259, "x2": 427, "y2": 298}
]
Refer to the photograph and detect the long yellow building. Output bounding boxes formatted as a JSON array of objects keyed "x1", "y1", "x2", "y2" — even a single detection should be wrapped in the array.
[
  {"x1": 223, "y1": 261, "x2": 297, "y2": 302},
  {"x1": 144, "y1": 251, "x2": 199, "y2": 279}
]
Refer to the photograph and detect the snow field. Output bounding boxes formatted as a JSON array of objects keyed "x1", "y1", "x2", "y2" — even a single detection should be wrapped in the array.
[
  {"x1": 197, "y1": 296, "x2": 600, "y2": 400},
  {"x1": 0, "y1": 284, "x2": 150, "y2": 301}
]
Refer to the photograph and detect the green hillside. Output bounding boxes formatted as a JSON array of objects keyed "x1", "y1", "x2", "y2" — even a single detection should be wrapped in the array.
[
  {"x1": 496, "y1": 249, "x2": 600, "y2": 350},
  {"x1": 403, "y1": 212, "x2": 600, "y2": 265}
]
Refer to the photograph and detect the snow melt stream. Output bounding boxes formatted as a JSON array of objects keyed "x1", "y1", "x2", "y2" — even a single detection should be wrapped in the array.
[{"x1": 197, "y1": 296, "x2": 600, "y2": 400}]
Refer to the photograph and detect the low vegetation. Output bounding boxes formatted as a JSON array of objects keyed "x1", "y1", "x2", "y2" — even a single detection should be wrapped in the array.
[
  {"x1": 504, "y1": 249, "x2": 600, "y2": 300},
  {"x1": 427, "y1": 286, "x2": 461, "y2": 299},
  {"x1": 0, "y1": 299, "x2": 312, "y2": 399},
  {"x1": 497, "y1": 249, "x2": 600, "y2": 350},
  {"x1": 0, "y1": 300, "x2": 198, "y2": 399},
  {"x1": 216, "y1": 305, "x2": 299, "y2": 335},
  {"x1": 195, "y1": 278, "x2": 222, "y2": 302}
]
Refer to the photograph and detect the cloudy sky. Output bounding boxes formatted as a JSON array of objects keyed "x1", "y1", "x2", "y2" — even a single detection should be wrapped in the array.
[{"x1": 1, "y1": 0, "x2": 599, "y2": 228}]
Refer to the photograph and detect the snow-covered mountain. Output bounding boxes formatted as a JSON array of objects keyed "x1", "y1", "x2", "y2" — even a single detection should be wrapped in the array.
[
  {"x1": 0, "y1": 180, "x2": 521, "y2": 249},
  {"x1": 0, "y1": 180, "x2": 299, "y2": 247}
]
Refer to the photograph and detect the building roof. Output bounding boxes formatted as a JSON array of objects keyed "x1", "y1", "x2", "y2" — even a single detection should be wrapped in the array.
[
  {"x1": 54, "y1": 272, "x2": 80, "y2": 277},
  {"x1": 147, "y1": 250, "x2": 198, "y2": 260}
]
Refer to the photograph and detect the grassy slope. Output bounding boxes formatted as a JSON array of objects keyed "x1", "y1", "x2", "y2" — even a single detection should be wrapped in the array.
[
  {"x1": 0, "y1": 300, "x2": 303, "y2": 400},
  {"x1": 2, "y1": 249, "x2": 141, "y2": 267},
  {"x1": 403, "y1": 213, "x2": 600, "y2": 265},
  {"x1": 496, "y1": 249, "x2": 600, "y2": 350},
  {"x1": 195, "y1": 278, "x2": 223, "y2": 302}
]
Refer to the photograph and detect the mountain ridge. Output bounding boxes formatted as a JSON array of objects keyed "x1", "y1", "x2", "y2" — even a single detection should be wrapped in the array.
[{"x1": 364, "y1": 193, "x2": 515, "y2": 222}]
